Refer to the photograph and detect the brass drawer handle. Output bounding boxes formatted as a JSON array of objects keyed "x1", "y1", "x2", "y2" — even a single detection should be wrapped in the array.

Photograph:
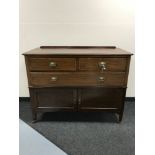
[
  {"x1": 50, "y1": 76, "x2": 58, "y2": 81},
  {"x1": 98, "y1": 76, "x2": 104, "y2": 81},
  {"x1": 98, "y1": 61, "x2": 106, "y2": 70},
  {"x1": 49, "y1": 62, "x2": 57, "y2": 67}
]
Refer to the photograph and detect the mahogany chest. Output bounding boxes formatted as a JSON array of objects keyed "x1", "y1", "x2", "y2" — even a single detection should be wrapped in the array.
[{"x1": 23, "y1": 46, "x2": 132, "y2": 122}]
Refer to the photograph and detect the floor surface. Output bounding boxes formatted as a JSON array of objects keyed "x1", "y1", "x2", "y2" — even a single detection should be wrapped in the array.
[
  {"x1": 20, "y1": 101, "x2": 135, "y2": 155},
  {"x1": 19, "y1": 119, "x2": 67, "y2": 155}
]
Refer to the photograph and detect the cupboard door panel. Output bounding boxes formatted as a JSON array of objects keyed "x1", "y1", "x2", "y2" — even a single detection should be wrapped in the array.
[
  {"x1": 33, "y1": 88, "x2": 77, "y2": 111},
  {"x1": 79, "y1": 88, "x2": 125, "y2": 111}
]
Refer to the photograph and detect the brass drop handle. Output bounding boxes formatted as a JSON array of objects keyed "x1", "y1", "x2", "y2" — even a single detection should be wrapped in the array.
[
  {"x1": 49, "y1": 62, "x2": 57, "y2": 67},
  {"x1": 50, "y1": 76, "x2": 58, "y2": 81},
  {"x1": 98, "y1": 76, "x2": 104, "y2": 81},
  {"x1": 98, "y1": 61, "x2": 106, "y2": 70}
]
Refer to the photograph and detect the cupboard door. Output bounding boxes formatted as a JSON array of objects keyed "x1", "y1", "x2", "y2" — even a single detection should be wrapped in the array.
[
  {"x1": 79, "y1": 88, "x2": 125, "y2": 111},
  {"x1": 32, "y1": 88, "x2": 77, "y2": 112}
]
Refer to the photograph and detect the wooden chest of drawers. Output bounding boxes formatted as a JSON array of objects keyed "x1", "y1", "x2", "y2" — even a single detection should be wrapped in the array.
[{"x1": 23, "y1": 46, "x2": 132, "y2": 122}]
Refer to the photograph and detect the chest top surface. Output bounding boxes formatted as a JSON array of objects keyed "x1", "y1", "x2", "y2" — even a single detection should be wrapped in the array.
[{"x1": 23, "y1": 46, "x2": 133, "y2": 56}]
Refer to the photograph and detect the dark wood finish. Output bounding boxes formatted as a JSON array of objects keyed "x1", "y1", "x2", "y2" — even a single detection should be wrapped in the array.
[
  {"x1": 19, "y1": 97, "x2": 135, "y2": 102},
  {"x1": 23, "y1": 46, "x2": 132, "y2": 122},
  {"x1": 124, "y1": 57, "x2": 131, "y2": 86},
  {"x1": 31, "y1": 88, "x2": 76, "y2": 111},
  {"x1": 40, "y1": 46, "x2": 116, "y2": 49},
  {"x1": 24, "y1": 56, "x2": 31, "y2": 86},
  {"x1": 29, "y1": 72, "x2": 126, "y2": 87},
  {"x1": 79, "y1": 57, "x2": 127, "y2": 71},
  {"x1": 23, "y1": 47, "x2": 133, "y2": 56},
  {"x1": 28, "y1": 57, "x2": 76, "y2": 71},
  {"x1": 79, "y1": 88, "x2": 125, "y2": 111},
  {"x1": 29, "y1": 88, "x2": 37, "y2": 121}
]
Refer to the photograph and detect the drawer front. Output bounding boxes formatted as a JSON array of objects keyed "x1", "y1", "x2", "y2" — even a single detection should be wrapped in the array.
[
  {"x1": 28, "y1": 58, "x2": 76, "y2": 71},
  {"x1": 79, "y1": 58, "x2": 127, "y2": 71},
  {"x1": 30, "y1": 72, "x2": 125, "y2": 87}
]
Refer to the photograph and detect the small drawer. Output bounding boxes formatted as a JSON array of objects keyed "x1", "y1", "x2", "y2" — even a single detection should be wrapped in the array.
[
  {"x1": 30, "y1": 72, "x2": 125, "y2": 87},
  {"x1": 79, "y1": 58, "x2": 127, "y2": 72},
  {"x1": 28, "y1": 57, "x2": 76, "y2": 71}
]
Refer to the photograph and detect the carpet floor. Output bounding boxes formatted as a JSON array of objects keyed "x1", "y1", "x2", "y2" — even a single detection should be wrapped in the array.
[{"x1": 19, "y1": 101, "x2": 135, "y2": 155}]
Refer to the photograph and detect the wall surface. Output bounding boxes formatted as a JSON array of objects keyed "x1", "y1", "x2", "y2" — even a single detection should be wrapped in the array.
[{"x1": 19, "y1": 0, "x2": 135, "y2": 97}]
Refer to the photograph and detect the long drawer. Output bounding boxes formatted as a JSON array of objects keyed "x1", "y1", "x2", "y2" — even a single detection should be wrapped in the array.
[
  {"x1": 28, "y1": 57, "x2": 76, "y2": 71},
  {"x1": 79, "y1": 57, "x2": 127, "y2": 71},
  {"x1": 29, "y1": 72, "x2": 126, "y2": 87}
]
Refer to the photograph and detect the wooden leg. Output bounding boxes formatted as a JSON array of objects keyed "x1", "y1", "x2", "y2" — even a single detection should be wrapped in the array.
[
  {"x1": 29, "y1": 88, "x2": 38, "y2": 123},
  {"x1": 117, "y1": 88, "x2": 126, "y2": 123},
  {"x1": 115, "y1": 112, "x2": 123, "y2": 123},
  {"x1": 118, "y1": 112, "x2": 123, "y2": 123},
  {"x1": 32, "y1": 111, "x2": 37, "y2": 123}
]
